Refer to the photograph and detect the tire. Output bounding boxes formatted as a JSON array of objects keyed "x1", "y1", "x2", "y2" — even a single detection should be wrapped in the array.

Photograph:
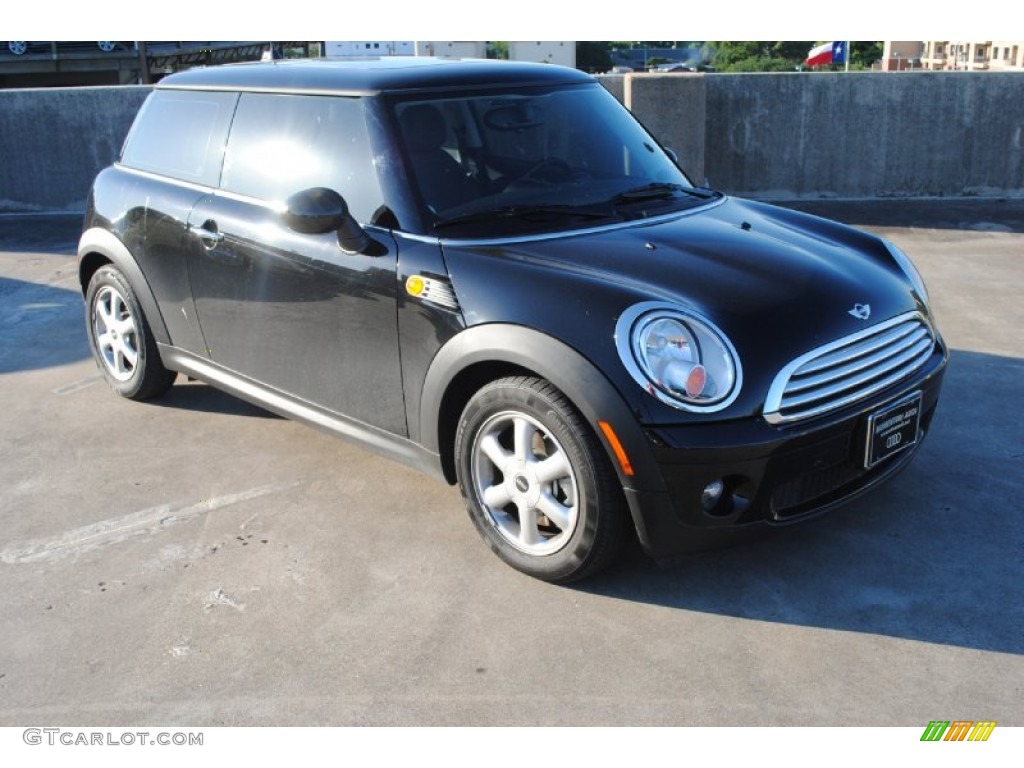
[
  {"x1": 455, "y1": 376, "x2": 628, "y2": 582},
  {"x1": 85, "y1": 265, "x2": 176, "y2": 400},
  {"x1": 8, "y1": 42, "x2": 28, "y2": 56}
]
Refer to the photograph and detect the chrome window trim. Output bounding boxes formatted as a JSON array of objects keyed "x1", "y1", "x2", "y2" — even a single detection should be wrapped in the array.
[
  {"x1": 117, "y1": 165, "x2": 291, "y2": 213},
  {"x1": 115, "y1": 165, "x2": 390, "y2": 232},
  {"x1": 157, "y1": 84, "x2": 377, "y2": 98},
  {"x1": 116, "y1": 163, "x2": 217, "y2": 195},
  {"x1": 395, "y1": 196, "x2": 728, "y2": 247}
]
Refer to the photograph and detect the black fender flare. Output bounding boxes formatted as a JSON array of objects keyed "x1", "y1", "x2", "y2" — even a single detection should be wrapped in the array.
[
  {"x1": 417, "y1": 323, "x2": 666, "y2": 495},
  {"x1": 77, "y1": 227, "x2": 170, "y2": 345}
]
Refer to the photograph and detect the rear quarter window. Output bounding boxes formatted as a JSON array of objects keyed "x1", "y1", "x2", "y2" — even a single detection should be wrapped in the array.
[
  {"x1": 120, "y1": 89, "x2": 237, "y2": 186},
  {"x1": 220, "y1": 93, "x2": 384, "y2": 223}
]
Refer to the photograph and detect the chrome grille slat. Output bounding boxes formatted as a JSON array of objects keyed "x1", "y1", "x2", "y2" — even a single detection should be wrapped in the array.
[
  {"x1": 775, "y1": 345, "x2": 934, "y2": 422},
  {"x1": 796, "y1": 323, "x2": 919, "y2": 375},
  {"x1": 781, "y1": 336, "x2": 934, "y2": 408},
  {"x1": 764, "y1": 312, "x2": 936, "y2": 424},
  {"x1": 784, "y1": 327, "x2": 930, "y2": 395}
]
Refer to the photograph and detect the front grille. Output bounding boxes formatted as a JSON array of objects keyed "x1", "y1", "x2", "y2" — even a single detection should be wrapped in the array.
[
  {"x1": 764, "y1": 312, "x2": 936, "y2": 424},
  {"x1": 771, "y1": 461, "x2": 863, "y2": 517}
]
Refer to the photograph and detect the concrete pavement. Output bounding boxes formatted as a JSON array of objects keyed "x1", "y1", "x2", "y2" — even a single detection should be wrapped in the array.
[{"x1": 0, "y1": 201, "x2": 1021, "y2": 725}]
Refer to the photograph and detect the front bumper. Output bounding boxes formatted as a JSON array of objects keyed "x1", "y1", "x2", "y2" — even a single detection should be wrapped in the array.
[{"x1": 625, "y1": 345, "x2": 948, "y2": 561}]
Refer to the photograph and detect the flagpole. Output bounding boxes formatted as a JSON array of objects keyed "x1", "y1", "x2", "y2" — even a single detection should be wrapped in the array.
[{"x1": 846, "y1": 41, "x2": 850, "y2": 72}]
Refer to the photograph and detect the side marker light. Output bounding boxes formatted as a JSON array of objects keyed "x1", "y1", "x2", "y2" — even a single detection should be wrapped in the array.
[{"x1": 597, "y1": 420, "x2": 635, "y2": 477}]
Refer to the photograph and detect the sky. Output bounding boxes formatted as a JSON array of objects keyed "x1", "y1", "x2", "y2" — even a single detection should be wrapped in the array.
[{"x1": 7, "y1": 1, "x2": 1020, "y2": 43}]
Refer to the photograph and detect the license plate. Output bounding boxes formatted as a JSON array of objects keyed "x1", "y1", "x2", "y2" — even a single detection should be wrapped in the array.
[{"x1": 864, "y1": 392, "x2": 922, "y2": 468}]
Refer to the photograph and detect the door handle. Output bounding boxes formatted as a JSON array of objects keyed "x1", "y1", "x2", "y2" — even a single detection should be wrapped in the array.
[{"x1": 188, "y1": 222, "x2": 224, "y2": 245}]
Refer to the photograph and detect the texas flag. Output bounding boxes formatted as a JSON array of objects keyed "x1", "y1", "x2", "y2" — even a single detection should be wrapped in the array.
[{"x1": 805, "y1": 41, "x2": 848, "y2": 67}]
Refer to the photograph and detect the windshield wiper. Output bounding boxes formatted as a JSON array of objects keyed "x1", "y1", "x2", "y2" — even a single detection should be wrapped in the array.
[
  {"x1": 610, "y1": 182, "x2": 717, "y2": 204},
  {"x1": 434, "y1": 204, "x2": 613, "y2": 230}
]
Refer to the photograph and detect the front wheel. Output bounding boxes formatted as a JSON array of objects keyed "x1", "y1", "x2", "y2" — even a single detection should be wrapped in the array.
[
  {"x1": 455, "y1": 376, "x2": 628, "y2": 582},
  {"x1": 85, "y1": 265, "x2": 176, "y2": 400}
]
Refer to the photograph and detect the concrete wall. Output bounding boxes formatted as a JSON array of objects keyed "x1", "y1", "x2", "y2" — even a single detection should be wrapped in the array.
[
  {"x1": 0, "y1": 86, "x2": 150, "y2": 213},
  {"x1": 623, "y1": 74, "x2": 706, "y2": 184},
  {"x1": 508, "y1": 41, "x2": 576, "y2": 68},
  {"x1": 1, "y1": 74, "x2": 1022, "y2": 213},
  {"x1": 599, "y1": 71, "x2": 1024, "y2": 199},
  {"x1": 703, "y1": 72, "x2": 1024, "y2": 198}
]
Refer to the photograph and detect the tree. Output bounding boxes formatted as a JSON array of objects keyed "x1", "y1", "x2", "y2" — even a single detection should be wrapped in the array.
[
  {"x1": 710, "y1": 41, "x2": 814, "y2": 72},
  {"x1": 608, "y1": 41, "x2": 686, "y2": 50},
  {"x1": 851, "y1": 42, "x2": 883, "y2": 70},
  {"x1": 487, "y1": 41, "x2": 508, "y2": 60}
]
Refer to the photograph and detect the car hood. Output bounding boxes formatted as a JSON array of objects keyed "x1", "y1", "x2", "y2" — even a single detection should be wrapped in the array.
[{"x1": 441, "y1": 196, "x2": 928, "y2": 419}]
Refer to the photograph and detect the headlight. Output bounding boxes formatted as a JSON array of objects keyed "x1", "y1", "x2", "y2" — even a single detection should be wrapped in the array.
[
  {"x1": 884, "y1": 239, "x2": 929, "y2": 305},
  {"x1": 615, "y1": 302, "x2": 742, "y2": 412}
]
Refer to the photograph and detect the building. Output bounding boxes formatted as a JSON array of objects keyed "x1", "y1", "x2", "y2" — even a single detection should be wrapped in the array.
[
  {"x1": 919, "y1": 41, "x2": 1024, "y2": 71},
  {"x1": 0, "y1": 42, "x2": 309, "y2": 88},
  {"x1": 323, "y1": 42, "x2": 487, "y2": 58},
  {"x1": 508, "y1": 42, "x2": 575, "y2": 68},
  {"x1": 322, "y1": 42, "x2": 574, "y2": 66},
  {"x1": 881, "y1": 41, "x2": 924, "y2": 71}
]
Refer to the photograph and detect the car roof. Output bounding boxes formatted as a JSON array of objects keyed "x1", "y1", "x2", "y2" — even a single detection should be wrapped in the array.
[{"x1": 156, "y1": 57, "x2": 594, "y2": 96}]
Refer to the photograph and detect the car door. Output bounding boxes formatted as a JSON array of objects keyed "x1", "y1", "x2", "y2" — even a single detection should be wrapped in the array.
[
  {"x1": 115, "y1": 88, "x2": 239, "y2": 356},
  {"x1": 185, "y1": 92, "x2": 407, "y2": 436}
]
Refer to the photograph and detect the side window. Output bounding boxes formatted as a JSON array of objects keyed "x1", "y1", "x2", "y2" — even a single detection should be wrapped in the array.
[
  {"x1": 120, "y1": 90, "x2": 236, "y2": 186},
  {"x1": 220, "y1": 93, "x2": 383, "y2": 223}
]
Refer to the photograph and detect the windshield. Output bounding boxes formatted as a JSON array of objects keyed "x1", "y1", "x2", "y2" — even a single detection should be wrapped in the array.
[{"x1": 389, "y1": 83, "x2": 714, "y2": 237}]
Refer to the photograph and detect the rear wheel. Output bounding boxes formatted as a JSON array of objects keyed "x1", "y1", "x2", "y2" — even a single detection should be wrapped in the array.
[
  {"x1": 85, "y1": 265, "x2": 176, "y2": 400},
  {"x1": 455, "y1": 376, "x2": 628, "y2": 582}
]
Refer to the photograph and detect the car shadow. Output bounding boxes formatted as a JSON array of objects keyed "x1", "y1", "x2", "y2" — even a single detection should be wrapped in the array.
[
  {"x1": 775, "y1": 198, "x2": 1024, "y2": 235},
  {"x1": 0, "y1": 213, "x2": 81, "y2": 255},
  {"x1": 0, "y1": 276, "x2": 88, "y2": 374},
  {"x1": 577, "y1": 348, "x2": 1024, "y2": 656},
  {"x1": 150, "y1": 380, "x2": 283, "y2": 420}
]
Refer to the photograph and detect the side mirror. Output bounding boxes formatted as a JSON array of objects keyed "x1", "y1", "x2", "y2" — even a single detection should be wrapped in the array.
[
  {"x1": 283, "y1": 187, "x2": 371, "y2": 254},
  {"x1": 283, "y1": 187, "x2": 346, "y2": 234},
  {"x1": 664, "y1": 147, "x2": 680, "y2": 165}
]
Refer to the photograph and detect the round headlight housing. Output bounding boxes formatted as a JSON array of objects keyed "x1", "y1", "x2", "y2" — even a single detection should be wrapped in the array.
[{"x1": 615, "y1": 302, "x2": 742, "y2": 412}]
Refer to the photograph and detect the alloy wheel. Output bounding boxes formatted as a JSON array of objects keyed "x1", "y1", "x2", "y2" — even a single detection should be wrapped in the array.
[
  {"x1": 92, "y1": 285, "x2": 139, "y2": 382},
  {"x1": 470, "y1": 410, "x2": 580, "y2": 556}
]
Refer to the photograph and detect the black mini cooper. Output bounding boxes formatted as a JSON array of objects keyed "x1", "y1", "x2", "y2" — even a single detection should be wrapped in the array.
[{"x1": 79, "y1": 58, "x2": 947, "y2": 582}]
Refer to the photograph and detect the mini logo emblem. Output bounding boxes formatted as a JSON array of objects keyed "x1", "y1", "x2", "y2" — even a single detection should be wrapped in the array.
[
  {"x1": 514, "y1": 475, "x2": 530, "y2": 493},
  {"x1": 848, "y1": 303, "x2": 871, "y2": 320}
]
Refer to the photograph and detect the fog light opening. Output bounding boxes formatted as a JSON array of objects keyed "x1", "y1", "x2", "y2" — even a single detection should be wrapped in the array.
[{"x1": 701, "y1": 478, "x2": 726, "y2": 513}]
